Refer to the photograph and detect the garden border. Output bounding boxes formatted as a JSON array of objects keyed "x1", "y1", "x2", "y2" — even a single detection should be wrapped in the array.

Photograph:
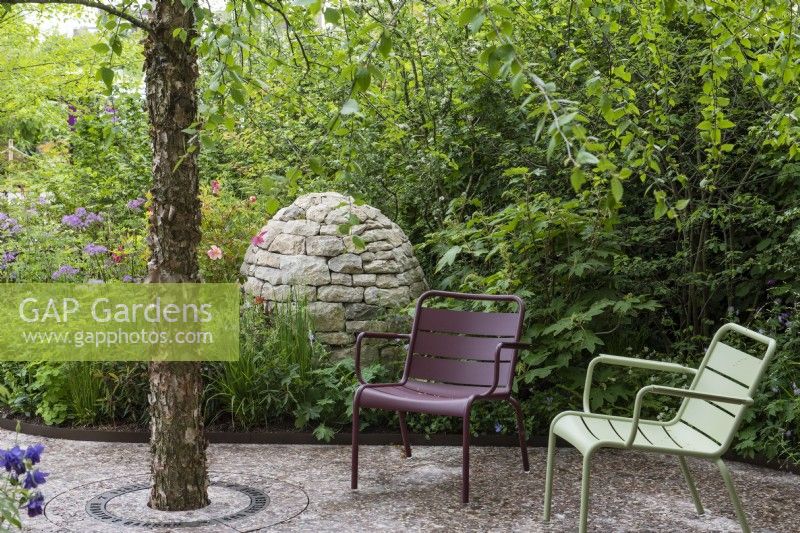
[{"x1": 1, "y1": 416, "x2": 796, "y2": 475}]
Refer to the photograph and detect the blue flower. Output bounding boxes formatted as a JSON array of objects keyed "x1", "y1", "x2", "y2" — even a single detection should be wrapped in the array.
[
  {"x1": 26, "y1": 491, "x2": 44, "y2": 517},
  {"x1": 24, "y1": 444, "x2": 44, "y2": 465},
  {"x1": 126, "y1": 197, "x2": 146, "y2": 211},
  {"x1": 494, "y1": 421, "x2": 503, "y2": 433},
  {"x1": 61, "y1": 208, "x2": 103, "y2": 229},
  {"x1": 1, "y1": 446, "x2": 25, "y2": 475},
  {"x1": 22, "y1": 470, "x2": 48, "y2": 489},
  {"x1": 52, "y1": 265, "x2": 79, "y2": 280},
  {"x1": 83, "y1": 243, "x2": 108, "y2": 256}
]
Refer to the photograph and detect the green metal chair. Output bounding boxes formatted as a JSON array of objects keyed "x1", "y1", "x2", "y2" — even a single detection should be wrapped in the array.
[{"x1": 543, "y1": 323, "x2": 777, "y2": 533}]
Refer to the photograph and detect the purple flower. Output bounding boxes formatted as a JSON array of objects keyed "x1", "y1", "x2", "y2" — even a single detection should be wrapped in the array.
[
  {"x1": 83, "y1": 243, "x2": 108, "y2": 256},
  {"x1": 85, "y1": 212, "x2": 103, "y2": 224},
  {"x1": 22, "y1": 469, "x2": 48, "y2": 489},
  {"x1": 0, "y1": 213, "x2": 22, "y2": 235},
  {"x1": 26, "y1": 491, "x2": 44, "y2": 517},
  {"x1": 126, "y1": 197, "x2": 146, "y2": 211},
  {"x1": 494, "y1": 421, "x2": 503, "y2": 433},
  {"x1": 24, "y1": 444, "x2": 44, "y2": 465},
  {"x1": 52, "y1": 265, "x2": 79, "y2": 280},
  {"x1": 2, "y1": 251, "x2": 17, "y2": 264},
  {"x1": 62, "y1": 208, "x2": 103, "y2": 229},
  {"x1": 67, "y1": 104, "x2": 77, "y2": 129},
  {"x1": 105, "y1": 105, "x2": 118, "y2": 123},
  {"x1": 1, "y1": 446, "x2": 25, "y2": 475},
  {"x1": 61, "y1": 214, "x2": 82, "y2": 228},
  {"x1": 778, "y1": 312, "x2": 791, "y2": 329},
  {"x1": 37, "y1": 194, "x2": 50, "y2": 206}
]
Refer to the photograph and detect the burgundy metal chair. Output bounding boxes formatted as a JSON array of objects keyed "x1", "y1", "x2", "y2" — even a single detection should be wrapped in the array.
[{"x1": 351, "y1": 290, "x2": 531, "y2": 503}]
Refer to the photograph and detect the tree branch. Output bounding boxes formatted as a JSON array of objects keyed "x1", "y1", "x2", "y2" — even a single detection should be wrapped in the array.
[{"x1": 0, "y1": 0, "x2": 153, "y2": 33}]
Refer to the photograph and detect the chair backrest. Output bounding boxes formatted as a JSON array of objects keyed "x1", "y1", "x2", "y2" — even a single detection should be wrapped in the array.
[
  {"x1": 677, "y1": 323, "x2": 777, "y2": 452},
  {"x1": 403, "y1": 290, "x2": 525, "y2": 392}
]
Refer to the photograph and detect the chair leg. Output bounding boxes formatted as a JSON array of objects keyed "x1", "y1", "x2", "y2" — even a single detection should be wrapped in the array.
[
  {"x1": 508, "y1": 397, "x2": 529, "y2": 472},
  {"x1": 462, "y1": 411, "x2": 471, "y2": 504},
  {"x1": 543, "y1": 429, "x2": 556, "y2": 521},
  {"x1": 678, "y1": 456, "x2": 704, "y2": 515},
  {"x1": 578, "y1": 452, "x2": 592, "y2": 533},
  {"x1": 716, "y1": 458, "x2": 751, "y2": 533},
  {"x1": 351, "y1": 397, "x2": 360, "y2": 490},
  {"x1": 398, "y1": 411, "x2": 411, "y2": 458}
]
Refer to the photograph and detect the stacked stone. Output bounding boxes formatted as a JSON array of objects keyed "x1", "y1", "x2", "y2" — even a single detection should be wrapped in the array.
[{"x1": 240, "y1": 192, "x2": 426, "y2": 357}]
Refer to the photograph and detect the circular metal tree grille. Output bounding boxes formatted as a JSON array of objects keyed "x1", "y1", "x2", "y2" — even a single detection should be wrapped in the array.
[
  {"x1": 85, "y1": 481, "x2": 268, "y2": 528},
  {"x1": 44, "y1": 472, "x2": 310, "y2": 532}
]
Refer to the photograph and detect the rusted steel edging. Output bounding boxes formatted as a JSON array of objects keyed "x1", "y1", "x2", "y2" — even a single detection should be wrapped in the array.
[{"x1": 0, "y1": 416, "x2": 796, "y2": 475}]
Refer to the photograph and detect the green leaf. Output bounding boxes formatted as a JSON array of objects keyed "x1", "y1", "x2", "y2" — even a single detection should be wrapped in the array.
[
  {"x1": 309, "y1": 157, "x2": 324, "y2": 175},
  {"x1": 265, "y1": 197, "x2": 281, "y2": 216},
  {"x1": 230, "y1": 87, "x2": 247, "y2": 105},
  {"x1": 675, "y1": 199, "x2": 690, "y2": 210},
  {"x1": 313, "y1": 423, "x2": 335, "y2": 442},
  {"x1": 576, "y1": 149, "x2": 599, "y2": 165},
  {"x1": 352, "y1": 235, "x2": 366, "y2": 251},
  {"x1": 323, "y1": 7, "x2": 340, "y2": 24},
  {"x1": 458, "y1": 6, "x2": 480, "y2": 26},
  {"x1": 97, "y1": 66, "x2": 114, "y2": 92},
  {"x1": 354, "y1": 66, "x2": 371, "y2": 92},
  {"x1": 612, "y1": 65, "x2": 631, "y2": 82},
  {"x1": 468, "y1": 11, "x2": 486, "y2": 33},
  {"x1": 610, "y1": 177, "x2": 623, "y2": 202},
  {"x1": 435, "y1": 245, "x2": 461, "y2": 272},
  {"x1": 378, "y1": 33, "x2": 392, "y2": 58},
  {"x1": 340, "y1": 98, "x2": 359, "y2": 115},
  {"x1": 570, "y1": 167, "x2": 586, "y2": 192},
  {"x1": 110, "y1": 35, "x2": 123, "y2": 55},
  {"x1": 91, "y1": 42, "x2": 110, "y2": 54},
  {"x1": 654, "y1": 200, "x2": 668, "y2": 219}
]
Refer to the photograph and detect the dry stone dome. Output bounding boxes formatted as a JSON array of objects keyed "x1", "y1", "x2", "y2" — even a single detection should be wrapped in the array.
[{"x1": 240, "y1": 192, "x2": 427, "y2": 354}]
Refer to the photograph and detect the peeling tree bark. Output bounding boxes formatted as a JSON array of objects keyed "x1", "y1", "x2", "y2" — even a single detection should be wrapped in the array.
[{"x1": 143, "y1": 0, "x2": 209, "y2": 511}]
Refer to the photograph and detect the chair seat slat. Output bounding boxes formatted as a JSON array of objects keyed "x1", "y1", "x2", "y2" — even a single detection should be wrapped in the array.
[{"x1": 416, "y1": 308, "x2": 520, "y2": 337}]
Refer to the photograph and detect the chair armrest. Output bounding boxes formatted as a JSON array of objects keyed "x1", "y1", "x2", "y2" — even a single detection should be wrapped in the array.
[
  {"x1": 625, "y1": 385, "x2": 753, "y2": 447},
  {"x1": 485, "y1": 342, "x2": 534, "y2": 396},
  {"x1": 583, "y1": 354, "x2": 697, "y2": 413},
  {"x1": 354, "y1": 331, "x2": 410, "y2": 385}
]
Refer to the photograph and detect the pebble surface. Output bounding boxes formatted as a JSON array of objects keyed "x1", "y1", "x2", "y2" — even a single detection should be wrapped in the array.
[{"x1": 5, "y1": 427, "x2": 798, "y2": 532}]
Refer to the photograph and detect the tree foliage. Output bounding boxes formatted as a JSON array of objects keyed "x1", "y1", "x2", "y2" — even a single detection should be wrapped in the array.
[{"x1": 0, "y1": 0, "x2": 798, "y2": 465}]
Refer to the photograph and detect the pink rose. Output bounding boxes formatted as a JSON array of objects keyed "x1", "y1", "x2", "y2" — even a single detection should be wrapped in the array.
[
  {"x1": 207, "y1": 245, "x2": 223, "y2": 260},
  {"x1": 211, "y1": 180, "x2": 221, "y2": 196}
]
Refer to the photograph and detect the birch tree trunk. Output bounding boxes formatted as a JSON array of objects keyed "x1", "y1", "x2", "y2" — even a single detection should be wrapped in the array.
[{"x1": 143, "y1": 0, "x2": 209, "y2": 511}]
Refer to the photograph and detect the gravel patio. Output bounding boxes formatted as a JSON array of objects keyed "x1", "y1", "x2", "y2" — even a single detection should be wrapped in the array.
[{"x1": 5, "y1": 428, "x2": 798, "y2": 532}]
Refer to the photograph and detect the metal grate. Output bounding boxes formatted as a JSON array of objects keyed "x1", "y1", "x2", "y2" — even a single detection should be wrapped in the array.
[{"x1": 85, "y1": 481, "x2": 269, "y2": 528}]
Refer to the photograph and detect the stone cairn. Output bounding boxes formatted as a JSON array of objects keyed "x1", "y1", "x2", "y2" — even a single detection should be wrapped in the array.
[{"x1": 240, "y1": 192, "x2": 427, "y2": 358}]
